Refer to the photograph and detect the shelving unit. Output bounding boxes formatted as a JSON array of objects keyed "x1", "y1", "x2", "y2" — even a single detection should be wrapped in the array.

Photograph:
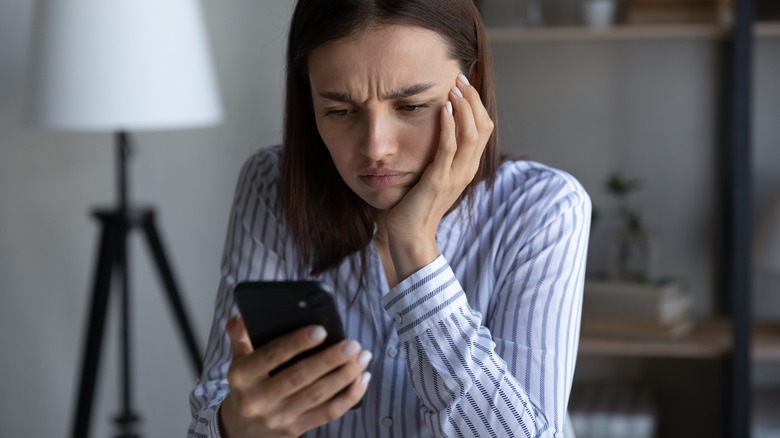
[
  {"x1": 578, "y1": 318, "x2": 780, "y2": 360},
  {"x1": 484, "y1": 2, "x2": 779, "y2": 436},
  {"x1": 753, "y1": 322, "x2": 780, "y2": 361},
  {"x1": 486, "y1": 21, "x2": 780, "y2": 43}
]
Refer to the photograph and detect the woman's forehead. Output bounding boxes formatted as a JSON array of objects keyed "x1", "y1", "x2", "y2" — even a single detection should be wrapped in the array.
[{"x1": 307, "y1": 25, "x2": 457, "y2": 91}]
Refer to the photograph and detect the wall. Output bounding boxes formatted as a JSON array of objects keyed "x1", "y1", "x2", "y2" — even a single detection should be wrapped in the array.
[
  {"x1": 0, "y1": 1, "x2": 290, "y2": 437},
  {"x1": 1, "y1": 1, "x2": 779, "y2": 437},
  {"x1": 492, "y1": 38, "x2": 723, "y2": 316}
]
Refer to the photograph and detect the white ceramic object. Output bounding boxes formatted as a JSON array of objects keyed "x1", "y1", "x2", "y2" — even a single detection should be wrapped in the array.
[{"x1": 583, "y1": 0, "x2": 616, "y2": 28}]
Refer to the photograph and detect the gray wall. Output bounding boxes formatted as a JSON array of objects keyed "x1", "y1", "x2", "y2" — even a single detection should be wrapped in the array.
[
  {"x1": 0, "y1": 1, "x2": 290, "y2": 437},
  {"x1": 1, "y1": 1, "x2": 779, "y2": 436},
  {"x1": 492, "y1": 39, "x2": 723, "y2": 316}
]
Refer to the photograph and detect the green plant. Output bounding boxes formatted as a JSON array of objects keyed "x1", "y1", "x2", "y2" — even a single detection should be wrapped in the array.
[{"x1": 605, "y1": 171, "x2": 643, "y2": 233}]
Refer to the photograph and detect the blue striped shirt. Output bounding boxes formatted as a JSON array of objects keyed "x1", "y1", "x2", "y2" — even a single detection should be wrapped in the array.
[{"x1": 189, "y1": 145, "x2": 591, "y2": 438}]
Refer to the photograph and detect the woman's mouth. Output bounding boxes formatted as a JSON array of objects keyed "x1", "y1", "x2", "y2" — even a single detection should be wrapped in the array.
[{"x1": 359, "y1": 170, "x2": 407, "y2": 188}]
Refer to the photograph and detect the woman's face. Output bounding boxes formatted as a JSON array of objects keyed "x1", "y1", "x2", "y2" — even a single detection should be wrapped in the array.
[{"x1": 308, "y1": 24, "x2": 462, "y2": 211}]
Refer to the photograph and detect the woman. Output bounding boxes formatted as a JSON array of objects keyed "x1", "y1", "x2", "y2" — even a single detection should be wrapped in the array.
[{"x1": 189, "y1": 0, "x2": 590, "y2": 437}]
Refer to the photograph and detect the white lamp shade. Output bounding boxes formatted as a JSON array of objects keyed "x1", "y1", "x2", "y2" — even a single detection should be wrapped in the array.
[{"x1": 28, "y1": 0, "x2": 222, "y2": 131}]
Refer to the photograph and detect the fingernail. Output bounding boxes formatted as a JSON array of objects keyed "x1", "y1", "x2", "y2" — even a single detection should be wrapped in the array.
[
  {"x1": 357, "y1": 350, "x2": 373, "y2": 367},
  {"x1": 359, "y1": 371, "x2": 372, "y2": 387},
  {"x1": 445, "y1": 101, "x2": 453, "y2": 115},
  {"x1": 342, "y1": 340, "x2": 361, "y2": 356},
  {"x1": 451, "y1": 85, "x2": 463, "y2": 98},
  {"x1": 458, "y1": 73, "x2": 470, "y2": 85},
  {"x1": 228, "y1": 315, "x2": 242, "y2": 333},
  {"x1": 309, "y1": 325, "x2": 327, "y2": 341}
]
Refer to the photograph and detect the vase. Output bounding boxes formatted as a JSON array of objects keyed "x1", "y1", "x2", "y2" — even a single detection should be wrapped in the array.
[
  {"x1": 609, "y1": 229, "x2": 657, "y2": 282},
  {"x1": 583, "y1": 0, "x2": 617, "y2": 28}
]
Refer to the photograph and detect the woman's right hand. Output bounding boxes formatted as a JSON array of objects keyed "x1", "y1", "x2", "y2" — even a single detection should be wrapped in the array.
[{"x1": 220, "y1": 316, "x2": 372, "y2": 438}]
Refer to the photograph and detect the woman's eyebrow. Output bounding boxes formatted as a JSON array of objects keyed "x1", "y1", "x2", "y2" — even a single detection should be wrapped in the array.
[
  {"x1": 383, "y1": 82, "x2": 436, "y2": 100},
  {"x1": 317, "y1": 82, "x2": 436, "y2": 104}
]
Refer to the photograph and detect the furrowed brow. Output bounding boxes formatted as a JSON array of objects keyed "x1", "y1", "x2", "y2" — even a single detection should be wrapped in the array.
[
  {"x1": 318, "y1": 91, "x2": 354, "y2": 104},
  {"x1": 383, "y1": 82, "x2": 435, "y2": 100},
  {"x1": 317, "y1": 82, "x2": 436, "y2": 104}
]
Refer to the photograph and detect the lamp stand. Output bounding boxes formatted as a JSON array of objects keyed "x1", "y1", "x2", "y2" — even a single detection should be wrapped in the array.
[{"x1": 71, "y1": 132, "x2": 203, "y2": 438}]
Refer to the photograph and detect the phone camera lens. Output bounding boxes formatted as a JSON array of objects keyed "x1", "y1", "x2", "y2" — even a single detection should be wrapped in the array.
[{"x1": 297, "y1": 300, "x2": 307, "y2": 308}]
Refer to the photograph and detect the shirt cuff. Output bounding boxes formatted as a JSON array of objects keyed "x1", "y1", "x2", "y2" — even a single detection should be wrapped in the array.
[
  {"x1": 381, "y1": 255, "x2": 468, "y2": 341},
  {"x1": 210, "y1": 403, "x2": 224, "y2": 437}
]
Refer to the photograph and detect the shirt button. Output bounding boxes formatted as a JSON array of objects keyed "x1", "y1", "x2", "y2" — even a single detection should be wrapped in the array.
[
  {"x1": 393, "y1": 313, "x2": 403, "y2": 324},
  {"x1": 386, "y1": 346, "x2": 398, "y2": 358},
  {"x1": 381, "y1": 416, "x2": 393, "y2": 428}
]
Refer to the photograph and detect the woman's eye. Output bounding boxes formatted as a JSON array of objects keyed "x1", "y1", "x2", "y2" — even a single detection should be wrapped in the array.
[
  {"x1": 398, "y1": 104, "x2": 429, "y2": 112},
  {"x1": 325, "y1": 108, "x2": 353, "y2": 117}
]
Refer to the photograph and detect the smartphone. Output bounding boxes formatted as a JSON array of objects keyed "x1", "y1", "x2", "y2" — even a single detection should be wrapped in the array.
[{"x1": 233, "y1": 280, "x2": 347, "y2": 376}]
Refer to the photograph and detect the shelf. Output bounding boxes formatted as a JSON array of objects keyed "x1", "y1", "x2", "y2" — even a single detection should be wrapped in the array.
[
  {"x1": 753, "y1": 322, "x2": 780, "y2": 361},
  {"x1": 579, "y1": 318, "x2": 732, "y2": 359},
  {"x1": 487, "y1": 22, "x2": 780, "y2": 43},
  {"x1": 756, "y1": 21, "x2": 780, "y2": 37},
  {"x1": 579, "y1": 318, "x2": 780, "y2": 360}
]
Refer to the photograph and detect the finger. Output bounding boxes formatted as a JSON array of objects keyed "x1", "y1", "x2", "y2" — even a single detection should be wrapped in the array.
[
  {"x1": 453, "y1": 77, "x2": 492, "y2": 173},
  {"x1": 433, "y1": 100, "x2": 457, "y2": 168},
  {"x1": 451, "y1": 82, "x2": 478, "y2": 145},
  {"x1": 254, "y1": 324, "x2": 329, "y2": 375},
  {"x1": 228, "y1": 315, "x2": 253, "y2": 360},
  {"x1": 456, "y1": 75, "x2": 494, "y2": 154},
  {"x1": 231, "y1": 324, "x2": 328, "y2": 388},
  {"x1": 449, "y1": 84, "x2": 480, "y2": 175},
  {"x1": 297, "y1": 371, "x2": 372, "y2": 432},
  {"x1": 457, "y1": 74, "x2": 492, "y2": 130},
  {"x1": 415, "y1": 100, "x2": 457, "y2": 193},
  {"x1": 259, "y1": 340, "x2": 366, "y2": 408},
  {"x1": 284, "y1": 349, "x2": 372, "y2": 418}
]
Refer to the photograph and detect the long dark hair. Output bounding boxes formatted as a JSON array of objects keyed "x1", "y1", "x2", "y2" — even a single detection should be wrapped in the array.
[{"x1": 280, "y1": 0, "x2": 500, "y2": 275}]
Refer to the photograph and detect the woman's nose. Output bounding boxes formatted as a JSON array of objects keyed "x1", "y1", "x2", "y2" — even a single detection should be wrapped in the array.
[{"x1": 360, "y1": 113, "x2": 396, "y2": 161}]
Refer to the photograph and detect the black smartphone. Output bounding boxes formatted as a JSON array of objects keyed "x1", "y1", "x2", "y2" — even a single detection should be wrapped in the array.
[{"x1": 233, "y1": 280, "x2": 347, "y2": 376}]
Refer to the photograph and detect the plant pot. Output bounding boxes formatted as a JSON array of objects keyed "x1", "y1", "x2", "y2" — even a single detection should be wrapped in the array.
[
  {"x1": 608, "y1": 229, "x2": 657, "y2": 282},
  {"x1": 583, "y1": 0, "x2": 617, "y2": 28}
]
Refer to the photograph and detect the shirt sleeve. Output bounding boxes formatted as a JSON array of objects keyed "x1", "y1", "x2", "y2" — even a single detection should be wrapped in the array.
[
  {"x1": 381, "y1": 176, "x2": 591, "y2": 438},
  {"x1": 188, "y1": 148, "x2": 289, "y2": 437}
]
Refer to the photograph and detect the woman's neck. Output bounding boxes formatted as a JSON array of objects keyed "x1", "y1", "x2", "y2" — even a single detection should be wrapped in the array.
[
  {"x1": 372, "y1": 212, "x2": 398, "y2": 287},
  {"x1": 373, "y1": 211, "x2": 389, "y2": 245}
]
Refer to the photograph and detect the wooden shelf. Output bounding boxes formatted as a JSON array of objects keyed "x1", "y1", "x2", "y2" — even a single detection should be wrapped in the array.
[
  {"x1": 579, "y1": 318, "x2": 780, "y2": 360},
  {"x1": 753, "y1": 321, "x2": 780, "y2": 361},
  {"x1": 487, "y1": 22, "x2": 780, "y2": 43},
  {"x1": 579, "y1": 318, "x2": 732, "y2": 359},
  {"x1": 756, "y1": 21, "x2": 780, "y2": 37}
]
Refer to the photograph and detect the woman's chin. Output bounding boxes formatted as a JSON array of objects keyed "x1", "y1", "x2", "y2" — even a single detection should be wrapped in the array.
[{"x1": 360, "y1": 192, "x2": 405, "y2": 212}]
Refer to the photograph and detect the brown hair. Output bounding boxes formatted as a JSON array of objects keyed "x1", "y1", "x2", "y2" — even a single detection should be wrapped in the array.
[{"x1": 280, "y1": 0, "x2": 500, "y2": 275}]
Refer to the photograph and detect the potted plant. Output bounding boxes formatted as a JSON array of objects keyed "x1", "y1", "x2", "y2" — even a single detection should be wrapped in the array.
[{"x1": 603, "y1": 171, "x2": 657, "y2": 282}]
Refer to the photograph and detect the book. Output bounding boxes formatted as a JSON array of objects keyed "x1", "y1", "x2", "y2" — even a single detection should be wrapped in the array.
[
  {"x1": 580, "y1": 312, "x2": 696, "y2": 340},
  {"x1": 627, "y1": 0, "x2": 719, "y2": 24},
  {"x1": 584, "y1": 277, "x2": 685, "y2": 299},
  {"x1": 569, "y1": 385, "x2": 658, "y2": 438},
  {"x1": 583, "y1": 277, "x2": 692, "y2": 325}
]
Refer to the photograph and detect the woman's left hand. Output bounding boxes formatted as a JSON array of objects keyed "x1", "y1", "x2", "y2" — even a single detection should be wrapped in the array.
[{"x1": 384, "y1": 74, "x2": 494, "y2": 280}]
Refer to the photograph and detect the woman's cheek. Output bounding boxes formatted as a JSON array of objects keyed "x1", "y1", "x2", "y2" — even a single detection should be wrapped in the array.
[{"x1": 405, "y1": 112, "x2": 440, "y2": 161}]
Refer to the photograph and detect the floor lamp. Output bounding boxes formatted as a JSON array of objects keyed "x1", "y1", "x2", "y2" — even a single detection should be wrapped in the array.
[{"x1": 27, "y1": 1, "x2": 223, "y2": 437}]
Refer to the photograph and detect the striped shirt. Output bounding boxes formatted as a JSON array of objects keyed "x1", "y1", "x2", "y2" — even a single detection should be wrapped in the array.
[{"x1": 189, "y1": 145, "x2": 591, "y2": 438}]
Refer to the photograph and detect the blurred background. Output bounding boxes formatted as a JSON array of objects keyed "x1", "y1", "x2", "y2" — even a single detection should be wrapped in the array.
[{"x1": 1, "y1": 0, "x2": 778, "y2": 436}]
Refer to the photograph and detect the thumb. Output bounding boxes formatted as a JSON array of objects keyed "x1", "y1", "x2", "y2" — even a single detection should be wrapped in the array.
[{"x1": 227, "y1": 315, "x2": 254, "y2": 359}]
